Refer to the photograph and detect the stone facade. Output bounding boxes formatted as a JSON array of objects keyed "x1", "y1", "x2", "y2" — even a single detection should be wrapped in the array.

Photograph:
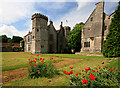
[
  {"x1": 24, "y1": 13, "x2": 71, "y2": 53},
  {"x1": 81, "y1": 1, "x2": 114, "y2": 52}
]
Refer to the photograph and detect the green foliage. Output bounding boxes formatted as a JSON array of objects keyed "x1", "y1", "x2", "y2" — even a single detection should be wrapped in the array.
[
  {"x1": 68, "y1": 22, "x2": 84, "y2": 52},
  {"x1": 102, "y1": 2, "x2": 120, "y2": 57},
  {"x1": 12, "y1": 36, "x2": 23, "y2": 43},
  {"x1": 28, "y1": 57, "x2": 59, "y2": 78},
  {"x1": 0, "y1": 35, "x2": 8, "y2": 43},
  {"x1": 68, "y1": 62, "x2": 119, "y2": 87},
  {"x1": 20, "y1": 40, "x2": 24, "y2": 51}
]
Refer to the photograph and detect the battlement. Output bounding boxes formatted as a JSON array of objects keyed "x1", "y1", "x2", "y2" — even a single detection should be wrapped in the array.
[{"x1": 31, "y1": 13, "x2": 48, "y2": 21}]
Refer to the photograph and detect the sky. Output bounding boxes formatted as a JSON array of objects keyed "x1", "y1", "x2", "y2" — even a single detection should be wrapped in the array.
[{"x1": 0, "y1": 0, "x2": 119, "y2": 38}]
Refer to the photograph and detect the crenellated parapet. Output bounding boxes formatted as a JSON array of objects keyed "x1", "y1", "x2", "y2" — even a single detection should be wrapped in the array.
[{"x1": 31, "y1": 13, "x2": 48, "y2": 21}]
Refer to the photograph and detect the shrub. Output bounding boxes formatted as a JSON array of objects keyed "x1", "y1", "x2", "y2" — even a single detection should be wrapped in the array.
[
  {"x1": 62, "y1": 61, "x2": 119, "y2": 87},
  {"x1": 28, "y1": 55, "x2": 59, "y2": 78}
]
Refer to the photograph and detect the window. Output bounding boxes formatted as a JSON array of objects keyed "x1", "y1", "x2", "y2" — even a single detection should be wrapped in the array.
[
  {"x1": 28, "y1": 36, "x2": 30, "y2": 42},
  {"x1": 33, "y1": 36, "x2": 34, "y2": 39},
  {"x1": 41, "y1": 45, "x2": 44, "y2": 48},
  {"x1": 91, "y1": 17, "x2": 93, "y2": 21},
  {"x1": 37, "y1": 29, "x2": 39, "y2": 32},
  {"x1": 105, "y1": 26, "x2": 107, "y2": 30},
  {"x1": 84, "y1": 42, "x2": 90, "y2": 47},
  {"x1": 28, "y1": 45, "x2": 30, "y2": 51}
]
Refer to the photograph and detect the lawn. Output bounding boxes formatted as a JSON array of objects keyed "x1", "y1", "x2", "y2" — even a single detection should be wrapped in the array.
[{"x1": 2, "y1": 52, "x2": 119, "y2": 86}]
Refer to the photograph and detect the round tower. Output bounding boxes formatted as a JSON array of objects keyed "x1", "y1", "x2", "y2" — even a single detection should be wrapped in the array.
[{"x1": 31, "y1": 13, "x2": 48, "y2": 53}]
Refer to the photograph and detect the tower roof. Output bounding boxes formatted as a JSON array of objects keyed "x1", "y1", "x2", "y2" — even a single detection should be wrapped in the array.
[{"x1": 31, "y1": 13, "x2": 48, "y2": 21}]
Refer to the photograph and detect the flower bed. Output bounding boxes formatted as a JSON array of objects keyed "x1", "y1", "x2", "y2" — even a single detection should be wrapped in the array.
[
  {"x1": 62, "y1": 61, "x2": 120, "y2": 87},
  {"x1": 28, "y1": 55, "x2": 59, "y2": 78}
]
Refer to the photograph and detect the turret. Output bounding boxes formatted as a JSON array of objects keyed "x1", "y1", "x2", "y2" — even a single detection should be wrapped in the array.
[{"x1": 64, "y1": 26, "x2": 71, "y2": 40}]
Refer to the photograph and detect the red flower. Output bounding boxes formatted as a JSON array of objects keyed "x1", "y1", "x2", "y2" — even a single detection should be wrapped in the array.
[
  {"x1": 118, "y1": 71, "x2": 120, "y2": 73},
  {"x1": 42, "y1": 62, "x2": 44, "y2": 64},
  {"x1": 54, "y1": 60, "x2": 56, "y2": 63},
  {"x1": 99, "y1": 66, "x2": 101, "y2": 69},
  {"x1": 35, "y1": 58, "x2": 37, "y2": 60},
  {"x1": 70, "y1": 71, "x2": 73, "y2": 74},
  {"x1": 40, "y1": 58, "x2": 42, "y2": 60},
  {"x1": 113, "y1": 66, "x2": 115, "y2": 69},
  {"x1": 87, "y1": 67, "x2": 91, "y2": 70},
  {"x1": 36, "y1": 55, "x2": 39, "y2": 57},
  {"x1": 82, "y1": 79, "x2": 88, "y2": 84},
  {"x1": 70, "y1": 67, "x2": 73, "y2": 69},
  {"x1": 41, "y1": 60, "x2": 43, "y2": 62},
  {"x1": 30, "y1": 73, "x2": 31, "y2": 75},
  {"x1": 33, "y1": 60, "x2": 36, "y2": 63},
  {"x1": 105, "y1": 67, "x2": 108, "y2": 69},
  {"x1": 34, "y1": 64, "x2": 36, "y2": 66},
  {"x1": 75, "y1": 74, "x2": 78, "y2": 76},
  {"x1": 79, "y1": 73, "x2": 81, "y2": 75},
  {"x1": 29, "y1": 62, "x2": 30, "y2": 63},
  {"x1": 67, "y1": 72, "x2": 70, "y2": 75},
  {"x1": 31, "y1": 60, "x2": 33, "y2": 62},
  {"x1": 102, "y1": 61, "x2": 104, "y2": 64},
  {"x1": 37, "y1": 59, "x2": 39, "y2": 60},
  {"x1": 30, "y1": 63, "x2": 32, "y2": 65},
  {"x1": 85, "y1": 68, "x2": 88, "y2": 71},
  {"x1": 83, "y1": 76, "x2": 85, "y2": 78},
  {"x1": 63, "y1": 71, "x2": 67, "y2": 73},
  {"x1": 89, "y1": 74, "x2": 95, "y2": 80},
  {"x1": 28, "y1": 58, "x2": 30, "y2": 60},
  {"x1": 82, "y1": 70, "x2": 83, "y2": 72},
  {"x1": 43, "y1": 58, "x2": 44, "y2": 60},
  {"x1": 110, "y1": 69, "x2": 113, "y2": 71},
  {"x1": 92, "y1": 70, "x2": 95, "y2": 72},
  {"x1": 97, "y1": 70, "x2": 99, "y2": 72},
  {"x1": 96, "y1": 68, "x2": 98, "y2": 69}
]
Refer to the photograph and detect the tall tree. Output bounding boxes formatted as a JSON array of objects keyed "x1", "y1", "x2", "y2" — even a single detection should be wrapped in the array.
[
  {"x1": 102, "y1": 1, "x2": 120, "y2": 57},
  {"x1": 0, "y1": 35, "x2": 8, "y2": 43},
  {"x1": 12, "y1": 36, "x2": 23, "y2": 43},
  {"x1": 68, "y1": 22, "x2": 84, "y2": 52}
]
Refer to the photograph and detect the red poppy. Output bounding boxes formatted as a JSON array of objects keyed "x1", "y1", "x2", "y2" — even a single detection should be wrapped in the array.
[
  {"x1": 28, "y1": 58, "x2": 30, "y2": 60},
  {"x1": 92, "y1": 70, "x2": 95, "y2": 72},
  {"x1": 29, "y1": 62, "x2": 30, "y2": 63},
  {"x1": 34, "y1": 64, "x2": 36, "y2": 66},
  {"x1": 37, "y1": 59, "x2": 39, "y2": 60},
  {"x1": 97, "y1": 71, "x2": 99, "y2": 72},
  {"x1": 83, "y1": 76, "x2": 85, "y2": 78},
  {"x1": 89, "y1": 74, "x2": 95, "y2": 80},
  {"x1": 67, "y1": 72, "x2": 70, "y2": 75},
  {"x1": 118, "y1": 71, "x2": 120, "y2": 73},
  {"x1": 99, "y1": 66, "x2": 101, "y2": 69},
  {"x1": 35, "y1": 58, "x2": 37, "y2": 60},
  {"x1": 63, "y1": 71, "x2": 67, "y2": 73},
  {"x1": 40, "y1": 58, "x2": 42, "y2": 60},
  {"x1": 54, "y1": 60, "x2": 56, "y2": 63},
  {"x1": 36, "y1": 55, "x2": 39, "y2": 57},
  {"x1": 43, "y1": 58, "x2": 44, "y2": 60},
  {"x1": 75, "y1": 74, "x2": 78, "y2": 76},
  {"x1": 70, "y1": 71, "x2": 73, "y2": 74},
  {"x1": 33, "y1": 60, "x2": 36, "y2": 63},
  {"x1": 87, "y1": 67, "x2": 91, "y2": 70},
  {"x1": 82, "y1": 79, "x2": 88, "y2": 84},
  {"x1": 113, "y1": 66, "x2": 115, "y2": 69},
  {"x1": 110, "y1": 69, "x2": 113, "y2": 71},
  {"x1": 79, "y1": 73, "x2": 81, "y2": 75},
  {"x1": 42, "y1": 62, "x2": 44, "y2": 64},
  {"x1": 31, "y1": 60, "x2": 33, "y2": 62},
  {"x1": 41, "y1": 60, "x2": 43, "y2": 62},
  {"x1": 70, "y1": 67, "x2": 73, "y2": 69},
  {"x1": 85, "y1": 68, "x2": 88, "y2": 71},
  {"x1": 101, "y1": 61, "x2": 104, "y2": 64},
  {"x1": 96, "y1": 68, "x2": 98, "y2": 69},
  {"x1": 30, "y1": 63, "x2": 32, "y2": 65},
  {"x1": 30, "y1": 73, "x2": 31, "y2": 75},
  {"x1": 105, "y1": 67, "x2": 108, "y2": 69},
  {"x1": 82, "y1": 70, "x2": 83, "y2": 72}
]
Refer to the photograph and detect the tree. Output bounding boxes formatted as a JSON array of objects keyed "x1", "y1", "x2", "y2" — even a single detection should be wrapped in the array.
[
  {"x1": 102, "y1": 1, "x2": 120, "y2": 57},
  {"x1": 68, "y1": 22, "x2": 84, "y2": 52},
  {"x1": 20, "y1": 40, "x2": 24, "y2": 51},
  {"x1": 12, "y1": 36, "x2": 23, "y2": 43},
  {"x1": 0, "y1": 35, "x2": 8, "y2": 43}
]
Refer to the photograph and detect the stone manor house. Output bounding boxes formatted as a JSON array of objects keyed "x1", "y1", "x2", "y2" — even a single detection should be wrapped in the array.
[
  {"x1": 24, "y1": 1, "x2": 114, "y2": 53},
  {"x1": 24, "y1": 13, "x2": 71, "y2": 53},
  {"x1": 81, "y1": 1, "x2": 114, "y2": 52}
]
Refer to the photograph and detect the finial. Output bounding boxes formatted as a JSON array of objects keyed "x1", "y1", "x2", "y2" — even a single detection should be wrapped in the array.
[{"x1": 49, "y1": 20, "x2": 53, "y2": 24}]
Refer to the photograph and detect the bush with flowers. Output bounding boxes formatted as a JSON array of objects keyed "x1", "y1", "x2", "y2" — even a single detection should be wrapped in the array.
[
  {"x1": 63, "y1": 60, "x2": 119, "y2": 87},
  {"x1": 28, "y1": 55, "x2": 59, "y2": 78}
]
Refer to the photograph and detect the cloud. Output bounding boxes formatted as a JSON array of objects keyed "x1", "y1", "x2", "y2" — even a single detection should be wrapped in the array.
[
  {"x1": 0, "y1": 2, "x2": 35, "y2": 24},
  {"x1": 0, "y1": 25, "x2": 29, "y2": 38}
]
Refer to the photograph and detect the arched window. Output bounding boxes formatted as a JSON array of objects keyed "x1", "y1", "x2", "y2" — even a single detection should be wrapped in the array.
[{"x1": 37, "y1": 29, "x2": 39, "y2": 32}]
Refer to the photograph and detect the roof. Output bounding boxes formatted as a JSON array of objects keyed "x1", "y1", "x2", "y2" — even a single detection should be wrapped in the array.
[{"x1": 0, "y1": 43, "x2": 20, "y2": 47}]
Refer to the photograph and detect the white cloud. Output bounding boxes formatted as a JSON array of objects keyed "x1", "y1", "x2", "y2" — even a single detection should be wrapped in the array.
[
  {"x1": 0, "y1": 2, "x2": 35, "y2": 24},
  {"x1": 0, "y1": 25, "x2": 29, "y2": 38}
]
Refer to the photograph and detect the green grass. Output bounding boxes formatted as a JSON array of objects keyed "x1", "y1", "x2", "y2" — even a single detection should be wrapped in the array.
[{"x1": 2, "y1": 52, "x2": 64, "y2": 71}]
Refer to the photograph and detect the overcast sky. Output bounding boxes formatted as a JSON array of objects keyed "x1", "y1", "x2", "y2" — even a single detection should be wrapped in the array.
[{"x1": 0, "y1": 0, "x2": 119, "y2": 38}]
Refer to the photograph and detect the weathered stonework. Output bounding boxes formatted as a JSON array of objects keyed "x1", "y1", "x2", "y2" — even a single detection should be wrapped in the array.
[
  {"x1": 81, "y1": 1, "x2": 114, "y2": 53},
  {"x1": 24, "y1": 13, "x2": 71, "y2": 53}
]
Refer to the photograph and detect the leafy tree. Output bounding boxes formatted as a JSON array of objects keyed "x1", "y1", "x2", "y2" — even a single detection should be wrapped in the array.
[
  {"x1": 12, "y1": 36, "x2": 23, "y2": 43},
  {"x1": 68, "y1": 22, "x2": 84, "y2": 52},
  {"x1": 102, "y1": 1, "x2": 120, "y2": 57},
  {"x1": 20, "y1": 40, "x2": 24, "y2": 51},
  {"x1": 0, "y1": 35, "x2": 8, "y2": 43}
]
